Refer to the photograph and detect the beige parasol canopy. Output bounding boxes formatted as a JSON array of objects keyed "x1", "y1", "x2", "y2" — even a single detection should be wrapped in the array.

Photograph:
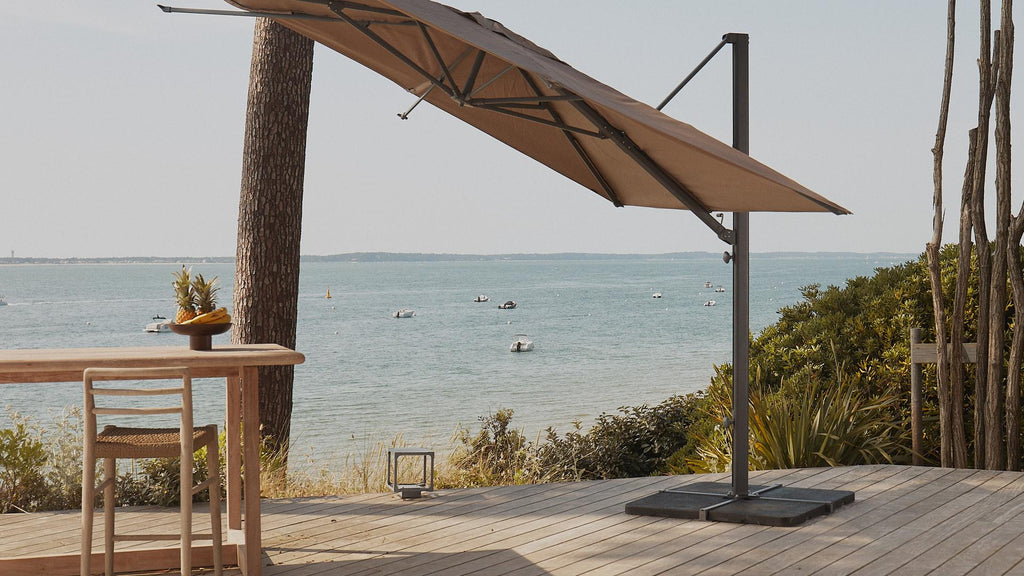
[{"x1": 220, "y1": 0, "x2": 849, "y2": 234}]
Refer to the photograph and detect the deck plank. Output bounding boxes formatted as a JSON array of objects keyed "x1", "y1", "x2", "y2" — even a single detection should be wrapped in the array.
[{"x1": 4, "y1": 465, "x2": 1024, "y2": 576}]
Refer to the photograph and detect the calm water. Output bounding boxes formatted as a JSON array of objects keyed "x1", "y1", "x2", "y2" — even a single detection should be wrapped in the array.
[{"x1": 0, "y1": 254, "x2": 912, "y2": 464}]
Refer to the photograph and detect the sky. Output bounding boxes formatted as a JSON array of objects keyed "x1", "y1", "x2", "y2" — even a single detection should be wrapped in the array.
[{"x1": 1, "y1": 1, "x2": 1018, "y2": 258}]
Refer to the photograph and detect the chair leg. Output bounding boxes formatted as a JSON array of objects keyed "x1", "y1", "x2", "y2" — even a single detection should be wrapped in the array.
[
  {"x1": 103, "y1": 458, "x2": 115, "y2": 576},
  {"x1": 81, "y1": 458, "x2": 95, "y2": 576},
  {"x1": 207, "y1": 437, "x2": 223, "y2": 576},
  {"x1": 181, "y1": 453, "x2": 193, "y2": 575}
]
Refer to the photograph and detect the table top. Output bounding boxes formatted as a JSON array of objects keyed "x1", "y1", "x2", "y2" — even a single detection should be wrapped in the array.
[{"x1": 0, "y1": 344, "x2": 305, "y2": 384}]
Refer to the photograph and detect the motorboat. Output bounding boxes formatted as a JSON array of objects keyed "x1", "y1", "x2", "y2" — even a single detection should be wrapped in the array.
[
  {"x1": 393, "y1": 309, "x2": 415, "y2": 318},
  {"x1": 145, "y1": 315, "x2": 171, "y2": 333},
  {"x1": 510, "y1": 334, "x2": 534, "y2": 352},
  {"x1": 652, "y1": 292, "x2": 662, "y2": 299},
  {"x1": 704, "y1": 281, "x2": 713, "y2": 288},
  {"x1": 0, "y1": 295, "x2": 6, "y2": 306},
  {"x1": 474, "y1": 295, "x2": 489, "y2": 302},
  {"x1": 499, "y1": 300, "x2": 517, "y2": 309},
  {"x1": 714, "y1": 286, "x2": 726, "y2": 293},
  {"x1": 703, "y1": 300, "x2": 717, "y2": 307}
]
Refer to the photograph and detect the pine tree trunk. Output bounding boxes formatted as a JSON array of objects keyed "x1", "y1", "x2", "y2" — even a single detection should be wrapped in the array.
[{"x1": 232, "y1": 19, "x2": 315, "y2": 460}]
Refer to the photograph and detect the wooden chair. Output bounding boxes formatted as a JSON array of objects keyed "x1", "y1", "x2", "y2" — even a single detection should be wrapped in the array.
[{"x1": 81, "y1": 366, "x2": 222, "y2": 576}]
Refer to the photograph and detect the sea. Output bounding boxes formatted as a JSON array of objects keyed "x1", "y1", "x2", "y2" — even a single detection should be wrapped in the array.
[{"x1": 0, "y1": 253, "x2": 913, "y2": 467}]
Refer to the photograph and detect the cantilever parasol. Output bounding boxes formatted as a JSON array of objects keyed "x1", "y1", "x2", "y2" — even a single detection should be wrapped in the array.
[{"x1": 161, "y1": 0, "x2": 853, "y2": 525}]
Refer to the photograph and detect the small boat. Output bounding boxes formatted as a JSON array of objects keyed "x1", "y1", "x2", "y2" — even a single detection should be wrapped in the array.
[
  {"x1": 145, "y1": 315, "x2": 172, "y2": 333},
  {"x1": 703, "y1": 300, "x2": 717, "y2": 307},
  {"x1": 652, "y1": 292, "x2": 662, "y2": 299},
  {"x1": 393, "y1": 309, "x2": 415, "y2": 318},
  {"x1": 0, "y1": 295, "x2": 6, "y2": 306},
  {"x1": 474, "y1": 295, "x2": 489, "y2": 302},
  {"x1": 714, "y1": 286, "x2": 726, "y2": 293},
  {"x1": 326, "y1": 287, "x2": 332, "y2": 299},
  {"x1": 704, "y1": 281, "x2": 713, "y2": 288},
  {"x1": 499, "y1": 300, "x2": 517, "y2": 309},
  {"x1": 510, "y1": 334, "x2": 534, "y2": 352}
]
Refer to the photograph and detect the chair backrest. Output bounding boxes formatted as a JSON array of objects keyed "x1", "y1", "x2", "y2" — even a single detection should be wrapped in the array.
[{"x1": 83, "y1": 366, "x2": 195, "y2": 455}]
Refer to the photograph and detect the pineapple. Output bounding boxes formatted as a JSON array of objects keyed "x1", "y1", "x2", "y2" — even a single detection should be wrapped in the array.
[
  {"x1": 192, "y1": 274, "x2": 220, "y2": 315},
  {"x1": 172, "y1": 265, "x2": 197, "y2": 323}
]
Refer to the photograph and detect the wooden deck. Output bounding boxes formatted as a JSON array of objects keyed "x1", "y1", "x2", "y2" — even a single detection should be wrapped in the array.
[{"x1": 5, "y1": 465, "x2": 1024, "y2": 575}]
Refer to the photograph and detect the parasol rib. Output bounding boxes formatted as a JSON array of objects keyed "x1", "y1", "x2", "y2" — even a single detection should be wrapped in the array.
[
  {"x1": 416, "y1": 22, "x2": 461, "y2": 99},
  {"x1": 467, "y1": 95, "x2": 583, "y2": 106},
  {"x1": 517, "y1": 69, "x2": 622, "y2": 207},
  {"x1": 471, "y1": 105, "x2": 606, "y2": 139},
  {"x1": 557, "y1": 87, "x2": 732, "y2": 242},
  {"x1": 461, "y1": 50, "x2": 486, "y2": 95},
  {"x1": 327, "y1": 2, "x2": 457, "y2": 100},
  {"x1": 323, "y1": 0, "x2": 403, "y2": 17}
]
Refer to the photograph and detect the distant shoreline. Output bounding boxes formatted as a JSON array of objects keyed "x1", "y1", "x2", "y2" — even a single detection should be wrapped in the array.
[{"x1": 0, "y1": 251, "x2": 917, "y2": 266}]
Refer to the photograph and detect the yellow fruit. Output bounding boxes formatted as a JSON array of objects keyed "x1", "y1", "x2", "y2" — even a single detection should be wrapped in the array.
[
  {"x1": 184, "y1": 308, "x2": 230, "y2": 325},
  {"x1": 175, "y1": 308, "x2": 197, "y2": 324}
]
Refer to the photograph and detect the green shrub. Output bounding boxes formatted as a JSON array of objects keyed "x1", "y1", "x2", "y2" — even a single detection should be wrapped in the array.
[
  {"x1": 0, "y1": 416, "x2": 47, "y2": 513},
  {"x1": 443, "y1": 409, "x2": 534, "y2": 487},
  {"x1": 690, "y1": 360, "x2": 911, "y2": 472}
]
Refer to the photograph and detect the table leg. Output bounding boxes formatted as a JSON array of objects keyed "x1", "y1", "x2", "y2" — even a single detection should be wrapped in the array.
[
  {"x1": 241, "y1": 365, "x2": 262, "y2": 576},
  {"x1": 226, "y1": 373, "x2": 243, "y2": 532}
]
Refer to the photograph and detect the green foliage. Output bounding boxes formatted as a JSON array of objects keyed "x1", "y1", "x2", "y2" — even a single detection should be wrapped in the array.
[
  {"x1": 535, "y1": 393, "x2": 711, "y2": 480},
  {"x1": 0, "y1": 417, "x2": 47, "y2": 513},
  {"x1": 442, "y1": 396, "x2": 714, "y2": 487},
  {"x1": 444, "y1": 409, "x2": 533, "y2": 487},
  {"x1": 691, "y1": 361, "x2": 910, "y2": 472},
  {"x1": 744, "y1": 251, "x2": 961, "y2": 463}
]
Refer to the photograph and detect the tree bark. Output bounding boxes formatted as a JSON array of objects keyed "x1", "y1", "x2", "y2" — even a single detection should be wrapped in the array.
[
  {"x1": 928, "y1": 0, "x2": 957, "y2": 468},
  {"x1": 996, "y1": 0, "x2": 1015, "y2": 469},
  {"x1": 232, "y1": 19, "x2": 315, "y2": 461},
  {"x1": 951, "y1": 129, "x2": 977, "y2": 468},
  {"x1": 973, "y1": 0, "x2": 995, "y2": 468}
]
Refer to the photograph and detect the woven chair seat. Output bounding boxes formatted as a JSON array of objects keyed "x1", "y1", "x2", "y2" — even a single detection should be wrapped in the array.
[{"x1": 95, "y1": 424, "x2": 218, "y2": 459}]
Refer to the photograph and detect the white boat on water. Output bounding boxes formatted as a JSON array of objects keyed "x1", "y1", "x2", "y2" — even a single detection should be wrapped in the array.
[
  {"x1": 704, "y1": 281, "x2": 713, "y2": 288},
  {"x1": 393, "y1": 309, "x2": 415, "y2": 318},
  {"x1": 145, "y1": 315, "x2": 171, "y2": 333},
  {"x1": 0, "y1": 295, "x2": 6, "y2": 306},
  {"x1": 474, "y1": 295, "x2": 489, "y2": 302},
  {"x1": 652, "y1": 292, "x2": 662, "y2": 299},
  {"x1": 499, "y1": 300, "x2": 517, "y2": 309},
  {"x1": 703, "y1": 300, "x2": 717, "y2": 307},
  {"x1": 510, "y1": 334, "x2": 534, "y2": 352},
  {"x1": 714, "y1": 286, "x2": 726, "y2": 293}
]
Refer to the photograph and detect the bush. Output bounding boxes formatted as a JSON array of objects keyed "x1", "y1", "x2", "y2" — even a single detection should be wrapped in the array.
[{"x1": 690, "y1": 360, "x2": 911, "y2": 472}]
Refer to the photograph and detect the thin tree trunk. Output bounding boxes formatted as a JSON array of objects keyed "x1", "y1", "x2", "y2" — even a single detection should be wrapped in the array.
[
  {"x1": 996, "y1": 0, "x2": 1015, "y2": 469},
  {"x1": 973, "y1": 0, "x2": 995, "y2": 468},
  {"x1": 232, "y1": 19, "x2": 315, "y2": 461},
  {"x1": 951, "y1": 129, "x2": 977, "y2": 469},
  {"x1": 1008, "y1": 235, "x2": 1024, "y2": 469},
  {"x1": 985, "y1": 10, "x2": 1012, "y2": 468},
  {"x1": 928, "y1": 0, "x2": 957, "y2": 468}
]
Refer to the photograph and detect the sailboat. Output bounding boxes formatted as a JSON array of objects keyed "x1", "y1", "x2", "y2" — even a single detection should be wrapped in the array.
[{"x1": 326, "y1": 287, "x2": 332, "y2": 299}]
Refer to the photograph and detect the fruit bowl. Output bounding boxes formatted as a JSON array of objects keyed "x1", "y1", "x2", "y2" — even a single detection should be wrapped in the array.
[{"x1": 169, "y1": 322, "x2": 232, "y2": 351}]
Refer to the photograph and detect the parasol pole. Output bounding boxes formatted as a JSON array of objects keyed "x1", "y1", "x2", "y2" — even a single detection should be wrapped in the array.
[{"x1": 728, "y1": 33, "x2": 750, "y2": 498}]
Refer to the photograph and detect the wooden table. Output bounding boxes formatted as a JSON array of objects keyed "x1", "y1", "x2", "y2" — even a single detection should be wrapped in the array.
[{"x1": 0, "y1": 344, "x2": 305, "y2": 576}]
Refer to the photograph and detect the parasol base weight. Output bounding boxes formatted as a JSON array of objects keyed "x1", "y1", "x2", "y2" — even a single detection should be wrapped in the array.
[{"x1": 624, "y1": 481, "x2": 854, "y2": 527}]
